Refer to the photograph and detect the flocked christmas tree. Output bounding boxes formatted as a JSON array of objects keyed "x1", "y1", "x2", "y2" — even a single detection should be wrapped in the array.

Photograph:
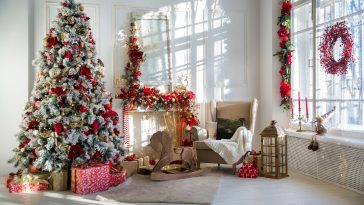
[{"x1": 8, "y1": 0, "x2": 126, "y2": 172}]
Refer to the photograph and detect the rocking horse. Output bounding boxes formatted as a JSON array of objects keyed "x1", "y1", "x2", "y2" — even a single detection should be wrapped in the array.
[{"x1": 145, "y1": 131, "x2": 209, "y2": 181}]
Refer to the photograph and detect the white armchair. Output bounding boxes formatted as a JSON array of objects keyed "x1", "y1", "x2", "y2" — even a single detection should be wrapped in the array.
[{"x1": 192, "y1": 99, "x2": 258, "y2": 170}]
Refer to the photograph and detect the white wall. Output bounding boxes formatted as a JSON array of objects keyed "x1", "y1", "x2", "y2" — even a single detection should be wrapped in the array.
[
  {"x1": 258, "y1": 0, "x2": 290, "y2": 150},
  {"x1": 0, "y1": 0, "x2": 32, "y2": 175}
]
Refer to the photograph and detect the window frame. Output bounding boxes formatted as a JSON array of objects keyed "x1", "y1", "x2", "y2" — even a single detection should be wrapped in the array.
[{"x1": 291, "y1": 0, "x2": 364, "y2": 133}]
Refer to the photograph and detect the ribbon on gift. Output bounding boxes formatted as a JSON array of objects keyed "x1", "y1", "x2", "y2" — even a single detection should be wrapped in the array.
[
  {"x1": 110, "y1": 165, "x2": 124, "y2": 174},
  {"x1": 73, "y1": 161, "x2": 105, "y2": 169},
  {"x1": 6, "y1": 169, "x2": 23, "y2": 188},
  {"x1": 13, "y1": 173, "x2": 49, "y2": 185}
]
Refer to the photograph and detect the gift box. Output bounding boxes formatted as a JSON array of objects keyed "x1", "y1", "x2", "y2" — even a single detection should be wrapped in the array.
[
  {"x1": 50, "y1": 169, "x2": 68, "y2": 191},
  {"x1": 6, "y1": 172, "x2": 49, "y2": 193},
  {"x1": 238, "y1": 163, "x2": 258, "y2": 178},
  {"x1": 120, "y1": 160, "x2": 138, "y2": 177},
  {"x1": 248, "y1": 155, "x2": 262, "y2": 175},
  {"x1": 7, "y1": 180, "x2": 49, "y2": 193},
  {"x1": 109, "y1": 166, "x2": 127, "y2": 187},
  {"x1": 71, "y1": 163, "x2": 110, "y2": 194}
]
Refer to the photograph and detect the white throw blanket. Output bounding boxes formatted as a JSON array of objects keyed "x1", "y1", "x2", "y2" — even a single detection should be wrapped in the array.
[{"x1": 203, "y1": 127, "x2": 252, "y2": 164}]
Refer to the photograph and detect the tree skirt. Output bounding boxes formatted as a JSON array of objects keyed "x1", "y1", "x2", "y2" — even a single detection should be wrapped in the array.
[{"x1": 94, "y1": 171, "x2": 222, "y2": 204}]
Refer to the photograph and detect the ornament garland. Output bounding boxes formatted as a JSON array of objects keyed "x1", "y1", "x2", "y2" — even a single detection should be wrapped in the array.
[
  {"x1": 275, "y1": 0, "x2": 293, "y2": 111},
  {"x1": 319, "y1": 21, "x2": 354, "y2": 75},
  {"x1": 117, "y1": 21, "x2": 199, "y2": 140}
]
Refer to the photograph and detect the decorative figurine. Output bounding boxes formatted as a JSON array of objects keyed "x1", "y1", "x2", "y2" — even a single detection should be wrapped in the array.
[{"x1": 308, "y1": 106, "x2": 336, "y2": 151}]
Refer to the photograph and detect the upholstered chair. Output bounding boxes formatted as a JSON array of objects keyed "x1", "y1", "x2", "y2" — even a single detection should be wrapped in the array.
[{"x1": 192, "y1": 99, "x2": 258, "y2": 170}]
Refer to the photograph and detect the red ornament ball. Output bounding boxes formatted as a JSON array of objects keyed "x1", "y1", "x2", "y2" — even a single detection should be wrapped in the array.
[{"x1": 80, "y1": 106, "x2": 87, "y2": 113}]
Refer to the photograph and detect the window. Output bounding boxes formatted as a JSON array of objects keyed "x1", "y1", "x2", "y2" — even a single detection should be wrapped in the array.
[{"x1": 292, "y1": 0, "x2": 364, "y2": 131}]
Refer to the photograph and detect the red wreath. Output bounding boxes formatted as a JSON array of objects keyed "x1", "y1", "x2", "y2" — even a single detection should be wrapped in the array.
[{"x1": 319, "y1": 21, "x2": 354, "y2": 75}]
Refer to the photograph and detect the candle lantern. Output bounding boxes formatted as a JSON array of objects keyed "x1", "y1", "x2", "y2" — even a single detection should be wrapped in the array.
[{"x1": 260, "y1": 120, "x2": 288, "y2": 179}]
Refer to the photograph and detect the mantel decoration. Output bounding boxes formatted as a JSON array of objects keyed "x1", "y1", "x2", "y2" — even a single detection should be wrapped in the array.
[
  {"x1": 319, "y1": 21, "x2": 354, "y2": 75},
  {"x1": 275, "y1": 0, "x2": 293, "y2": 111},
  {"x1": 117, "y1": 20, "x2": 199, "y2": 146}
]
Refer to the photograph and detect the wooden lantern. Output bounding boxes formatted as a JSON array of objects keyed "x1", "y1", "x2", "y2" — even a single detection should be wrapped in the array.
[{"x1": 260, "y1": 120, "x2": 288, "y2": 179}]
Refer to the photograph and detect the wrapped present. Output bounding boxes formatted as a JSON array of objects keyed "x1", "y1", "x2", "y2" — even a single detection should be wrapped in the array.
[
  {"x1": 238, "y1": 163, "x2": 258, "y2": 178},
  {"x1": 71, "y1": 163, "x2": 110, "y2": 194},
  {"x1": 109, "y1": 166, "x2": 127, "y2": 187},
  {"x1": 7, "y1": 180, "x2": 48, "y2": 193},
  {"x1": 249, "y1": 151, "x2": 262, "y2": 174},
  {"x1": 6, "y1": 171, "x2": 49, "y2": 193},
  {"x1": 120, "y1": 160, "x2": 138, "y2": 177},
  {"x1": 50, "y1": 169, "x2": 68, "y2": 191}
]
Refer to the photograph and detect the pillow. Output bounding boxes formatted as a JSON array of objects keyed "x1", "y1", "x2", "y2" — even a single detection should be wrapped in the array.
[{"x1": 216, "y1": 118, "x2": 245, "y2": 140}]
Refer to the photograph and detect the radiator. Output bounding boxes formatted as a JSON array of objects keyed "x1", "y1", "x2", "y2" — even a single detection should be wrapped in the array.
[{"x1": 288, "y1": 135, "x2": 364, "y2": 194}]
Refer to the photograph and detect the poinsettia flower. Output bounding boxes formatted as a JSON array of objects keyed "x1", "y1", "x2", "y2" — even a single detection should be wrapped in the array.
[
  {"x1": 280, "y1": 80, "x2": 291, "y2": 97},
  {"x1": 49, "y1": 87, "x2": 66, "y2": 96},
  {"x1": 79, "y1": 65, "x2": 92, "y2": 79},
  {"x1": 47, "y1": 35, "x2": 58, "y2": 48},
  {"x1": 92, "y1": 121, "x2": 99, "y2": 132},
  {"x1": 279, "y1": 66, "x2": 286, "y2": 76},
  {"x1": 53, "y1": 122, "x2": 64, "y2": 135},
  {"x1": 129, "y1": 49, "x2": 144, "y2": 63},
  {"x1": 280, "y1": 40, "x2": 287, "y2": 48},
  {"x1": 64, "y1": 51, "x2": 72, "y2": 59},
  {"x1": 281, "y1": 1, "x2": 292, "y2": 15},
  {"x1": 277, "y1": 25, "x2": 289, "y2": 39},
  {"x1": 68, "y1": 144, "x2": 85, "y2": 160},
  {"x1": 162, "y1": 94, "x2": 172, "y2": 102}
]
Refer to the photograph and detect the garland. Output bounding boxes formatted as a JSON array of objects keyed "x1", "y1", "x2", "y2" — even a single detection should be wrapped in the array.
[
  {"x1": 319, "y1": 21, "x2": 354, "y2": 75},
  {"x1": 117, "y1": 21, "x2": 199, "y2": 137},
  {"x1": 275, "y1": 0, "x2": 293, "y2": 111}
]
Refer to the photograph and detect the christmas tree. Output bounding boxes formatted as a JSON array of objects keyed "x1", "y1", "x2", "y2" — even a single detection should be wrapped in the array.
[{"x1": 8, "y1": 0, "x2": 126, "y2": 172}]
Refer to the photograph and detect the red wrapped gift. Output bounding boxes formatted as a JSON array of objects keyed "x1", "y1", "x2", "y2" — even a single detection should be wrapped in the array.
[
  {"x1": 109, "y1": 166, "x2": 127, "y2": 187},
  {"x1": 71, "y1": 163, "x2": 110, "y2": 194},
  {"x1": 238, "y1": 162, "x2": 258, "y2": 178},
  {"x1": 6, "y1": 175, "x2": 48, "y2": 193}
]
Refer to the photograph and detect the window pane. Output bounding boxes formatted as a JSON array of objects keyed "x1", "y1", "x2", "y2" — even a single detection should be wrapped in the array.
[
  {"x1": 292, "y1": 1, "x2": 314, "y2": 120},
  {"x1": 317, "y1": 0, "x2": 334, "y2": 24},
  {"x1": 292, "y1": 30, "x2": 314, "y2": 101},
  {"x1": 344, "y1": 0, "x2": 363, "y2": 16},
  {"x1": 293, "y1": 2, "x2": 313, "y2": 32},
  {"x1": 315, "y1": 4, "x2": 364, "y2": 128},
  {"x1": 292, "y1": 0, "x2": 364, "y2": 130}
]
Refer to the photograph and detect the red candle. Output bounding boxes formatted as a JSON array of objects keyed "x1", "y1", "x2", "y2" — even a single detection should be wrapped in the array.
[
  {"x1": 290, "y1": 98, "x2": 294, "y2": 119},
  {"x1": 298, "y1": 91, "x2": 301, "y2": 109},
  {"x1": 305, "y1": 97, "x2": 308, "y2": 119}
]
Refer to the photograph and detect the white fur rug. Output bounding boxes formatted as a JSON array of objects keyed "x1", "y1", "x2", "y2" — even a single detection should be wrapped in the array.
[{"x1": 93, "y1": 171, "x2": 222, "y2": 204}]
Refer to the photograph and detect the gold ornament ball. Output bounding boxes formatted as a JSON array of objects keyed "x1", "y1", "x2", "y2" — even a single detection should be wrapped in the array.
[
  {"x1": 79, "y1": 5, "x2": 84, "y2": 11},
  {"x1": 67, "y1": 16, "x2": 74, "y2": 25}
]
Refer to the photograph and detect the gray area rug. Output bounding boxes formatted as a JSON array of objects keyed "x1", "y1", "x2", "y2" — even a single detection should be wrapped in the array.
[{"x1": 94, "y1": 171, "x2": 222, "y2": 204}]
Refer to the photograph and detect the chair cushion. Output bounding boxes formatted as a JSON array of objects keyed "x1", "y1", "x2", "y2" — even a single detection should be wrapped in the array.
[
  {"x1": 216, "y1": 118, "x2": 245, "y2": 140},
  {"x1": 216, "y1": 101, "x2": 251, "y2": 128}
]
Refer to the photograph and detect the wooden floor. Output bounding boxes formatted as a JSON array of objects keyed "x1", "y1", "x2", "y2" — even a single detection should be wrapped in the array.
[{"x1": 1, "y1": 165, "x2": 363, "y2": 205}]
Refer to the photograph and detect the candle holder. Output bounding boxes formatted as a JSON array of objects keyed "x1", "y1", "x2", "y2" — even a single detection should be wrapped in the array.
[{"x1": 296, "y1": 108, "x2": 303, "y2": 132}]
